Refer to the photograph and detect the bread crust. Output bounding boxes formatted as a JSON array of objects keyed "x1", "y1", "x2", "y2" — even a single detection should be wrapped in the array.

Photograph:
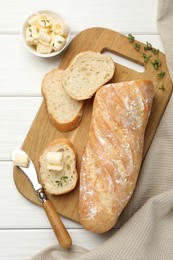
[
  {"x1": 39, "y1": 138, "x2": 78, "y2": 195},
  {"x1": 46, "y1": 98, "x2": 84, "y2": 132},
  {"x1": 78, "y1": 80, "x2": 155, "y2": 233},
  {"x1": 42, "y1": 69, "x2": 85, "y2": 132},
  {"x1": 62, "y1": 51, "x2": 115, "y2": 100}
]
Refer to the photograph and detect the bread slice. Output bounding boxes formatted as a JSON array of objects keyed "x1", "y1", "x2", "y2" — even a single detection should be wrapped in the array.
[
  {"x1": 42, "y1": 69, "x2": 84, "y2": 132},
  {"x1": 62, "y1": 51, "x2": 115, "y2": 100},
  {"x1": 39, "y1": 138, "x2": 78, "y2": 195}
]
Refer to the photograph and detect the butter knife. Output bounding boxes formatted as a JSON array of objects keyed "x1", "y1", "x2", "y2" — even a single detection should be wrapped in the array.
[{"x1": 12, "y1": 149, "x2": 72, "y2": 249}]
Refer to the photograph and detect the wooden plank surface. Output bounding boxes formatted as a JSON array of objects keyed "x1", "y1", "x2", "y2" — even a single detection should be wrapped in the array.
[
  {"x1": 13, "y1": 27, "x2": 172, "y2": 223},
  {"x1": 2, "y1": 0, "x2": 171, "y2": 259},
  {"x1": 0, "y1": 228, "x2": 116, "y2": 259},
  {"x1": 0, "y1": 0, "x2": 157, "y2": 33},
  {"x1": 0, "y1": 35, "x2": 164, "y2": 97}
]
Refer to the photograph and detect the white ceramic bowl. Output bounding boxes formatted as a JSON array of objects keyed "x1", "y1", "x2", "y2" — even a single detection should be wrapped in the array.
[{"x1": 22, "y1": 10, "x2": 70, "y2": 58}]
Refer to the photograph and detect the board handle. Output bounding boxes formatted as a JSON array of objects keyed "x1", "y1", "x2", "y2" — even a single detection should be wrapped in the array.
[{"x1": 37, "y1": 189, "x2": 72, "y2": 249}]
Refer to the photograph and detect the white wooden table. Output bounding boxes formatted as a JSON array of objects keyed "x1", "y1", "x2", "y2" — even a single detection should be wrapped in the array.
[{"x1": 0, "y1": 0, "x2": 164, "y2": 259}]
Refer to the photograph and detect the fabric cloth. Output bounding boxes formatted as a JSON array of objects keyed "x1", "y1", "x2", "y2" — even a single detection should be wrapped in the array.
[
  {"x1": 157, "y1": 0, "x2": 173, "y2": 81},
  {"x1": 31, "y1": 1, "x2": 173, "y2": 259}
]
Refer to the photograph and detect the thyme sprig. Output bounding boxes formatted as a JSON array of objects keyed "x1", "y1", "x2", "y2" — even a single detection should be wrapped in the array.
[
  {"x1": 152, "y1": 59, "x2": 162, "y2": 70},
  {"x1": 157, "y1": 71, "x2": 166, "y2": 79},
  {"x1": 144, "y1": 41, "x2": 153, "y2": 51},
  {"x1": 134, "y1": 43, "x2": 141, "y2": 51},
  {"x1": 128, "y1": 33, "x2": 135, "y2": 43},
  {"x1": 142, "y1": 53, "x2": 152, "y2": 63},
  {"x1": 152, "y1": 48, "x2": 159, "y2": 55},
  {"x1": 127, "y1": 34, "x2": 165, "y2": 90}
]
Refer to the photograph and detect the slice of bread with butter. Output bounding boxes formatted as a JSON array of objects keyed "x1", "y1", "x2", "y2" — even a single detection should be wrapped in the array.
[{"x1": 39, "y1": 138, "x2": 78, "y2": 195}]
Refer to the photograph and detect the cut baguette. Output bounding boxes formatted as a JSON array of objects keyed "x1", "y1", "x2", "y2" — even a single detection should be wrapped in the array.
[
  {"x1": 62, "y1": 51, "x2": 115, "y2": 100},
  {"x1": 39, "y1": 138, "x2": 78, "y2": 195},
  {"x1": 42, "y1": 69, "x2": 84, "y2": 132}
]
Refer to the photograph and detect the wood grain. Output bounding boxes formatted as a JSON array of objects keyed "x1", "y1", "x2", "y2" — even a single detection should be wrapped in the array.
[
  {"x1": 0, "y1": 0, "x2": 157, "y2": 33},
  {"x1": 0, "y1": 35, "x2": 164, "y2": 96},
  {"x1": 13, "y1": 27, "x2": 172, "y2": 223}
]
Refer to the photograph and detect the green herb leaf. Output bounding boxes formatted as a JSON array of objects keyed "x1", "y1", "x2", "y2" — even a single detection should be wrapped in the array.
[
  {"x1": 128, "y1": 33, "x2": 135, "y2": 43},
  {"x1": 61, "y1": 176, "x2": 68, "y2": 183},
  {"x1": 41, "y1": 19, "x2": 46, "y2": 26},
  {"x1": 157, "y1": 71, "x2": 166, "y2": 79},
  {"x1": 144, "y1": 41, "x2": 153, "y2": 51},
  {"x1": 127, "y1": 34, "x2": 165, "y2": 91},
  {"x1": 142, "y1": 53, "x2": 152, "y2": 63},
  {"x1": 58, "y1": 40, "x2": 63, "y2": 44},
  {"x1": 152, "y1": 59, "x2": 162, "y2": 70},
  {"x1": 152, "y1": 48, "x2": 159, "y2": 55},
  {"x1": 62, "y1": 176, "x2": 68, "y2": 179},
  {"x1": 158, "y1": 84, "x2": 165, "y2": 91},
  {"x1": 29, "y1": 28, "x2": 32, "y2": 33},
  {"x1": 134, "y1": 43, "x2": 141, "y2": 51},
  {"x1": 55, "y1": 180, "x2": 63, "y2": 187}
]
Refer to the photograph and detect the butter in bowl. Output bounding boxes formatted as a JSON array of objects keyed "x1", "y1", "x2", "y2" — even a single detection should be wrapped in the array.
[{"x1": 22, "y1": 10, "x2": 70, "y2": 58}]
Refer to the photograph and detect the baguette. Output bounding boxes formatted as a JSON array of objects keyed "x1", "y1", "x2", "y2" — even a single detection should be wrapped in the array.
[
  {"x1": 79, "y1": 80, "x2": 155, "y2": 233},
  {"x1": 42, "y1": 69, "x2": 84, "y2": 132},
  {"x1": 39, "y1": 138, "x2": 78, "y2": 195},
  {"x1": 62, "y1": 51, "x2": 115, "y2": 100}
]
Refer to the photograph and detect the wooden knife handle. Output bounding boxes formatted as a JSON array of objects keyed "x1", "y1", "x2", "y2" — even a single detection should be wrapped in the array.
[{"x1": 42, "y1": 199, "x2": 72, "y2": 249}]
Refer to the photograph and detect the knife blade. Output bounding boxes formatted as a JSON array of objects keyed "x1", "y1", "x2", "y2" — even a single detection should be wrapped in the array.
[{"x1": 12, "y1": 149, "x2": 72, "y2": 249}]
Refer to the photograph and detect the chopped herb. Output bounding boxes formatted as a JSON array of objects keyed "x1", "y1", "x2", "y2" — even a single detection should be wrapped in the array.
[
  {"x1": 142, "y1": 53, "x2": 152, "y2": 63},
  {"x1": 134, "y1": 43, "x2": 141, "y2": 51},
  {"x1": 128, "y1": 33, "x2": 135, "y2": 43},
  {"x1": 61, "y1": 176, "x2": 68, "y2": 183},
  {"x1": 41, "y1": 19, "x2": 47, "y2": 26},
  {"x1": 158, "y1": 84, "x2": 165, "y2": 91},
  {"x1": 55, "y1": 176, "x2": 68, "y2": 186},
  {"x1": 152, "y1": 59, "x2": 162, "y2": 70},
  {"x1": 30, "y1": 34, "x2": 33, "y2": 37},
  {"x1": 29, "y1": 28, "x2": 32, "y2": 33},
  {"x1": 52, "y1": 43, "x2": 54, "y2": 47},
  {"x1": 144, "y1": 41, "x2": 153, "y2": 51},
  {"x1": 157, "y1": 71, "x2": 166, "y2": 79},
  {"x1": 58, "y1": 40, "x2": 63, "y2": 44},
  {"x1": 144, "y1": 42, "x2": 159, "y2": 55},
  {"x1": 152, "y1": 48, "x2": 159, "y2": 55},
  {"x1": 55, "y1": 180, "x2": 63, "y2": 187}
]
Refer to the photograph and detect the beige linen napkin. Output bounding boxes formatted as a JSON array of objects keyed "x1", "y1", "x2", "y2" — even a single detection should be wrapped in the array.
[{"x1": 31, "y1": 1, "x2": 173, "y2": 259}]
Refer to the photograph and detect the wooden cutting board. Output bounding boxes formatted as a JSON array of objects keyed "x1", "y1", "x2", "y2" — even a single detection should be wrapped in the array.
[{"x1": 13, "y1": 27, "x2": 172, "y2": 223}]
